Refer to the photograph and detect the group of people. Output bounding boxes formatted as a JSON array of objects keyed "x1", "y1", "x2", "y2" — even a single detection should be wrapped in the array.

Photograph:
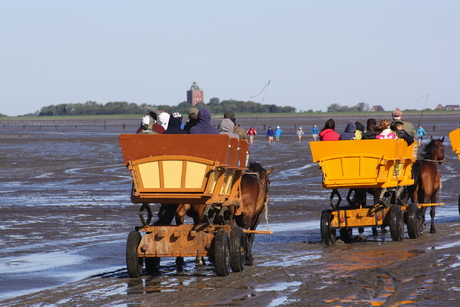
[
  {"x1": 317, "y1": 110, "x2": 427, "y2": 145},
  {"x1": 136, "y1": 108, "x2": 252, "y2": 141}
]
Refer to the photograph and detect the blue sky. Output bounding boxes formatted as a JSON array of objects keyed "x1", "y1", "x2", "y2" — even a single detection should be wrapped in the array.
[{"x1": 1, "y1": 0, "x2": 459, "y2": 116}]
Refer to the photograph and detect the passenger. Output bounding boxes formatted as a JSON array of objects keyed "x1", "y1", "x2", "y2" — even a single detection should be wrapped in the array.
[
  {"x1": 223, "y1": 110, "x2": 247, "y2": 140},
  {"x1": 394, "y1": 122, "x2": 414, "y2": 145},
  {"x1": 390, "y1": 110, "x2": 416, "y2": 138},
  {"x1": 375, "y1": 119, "x2": 396, "y2": 139},
  {"x1": 218, "y1": 116, "x2": 239, "y2": 138},
  {"x1": 354, "y1": 122, "x2": 365, "y2": 140},
  {"x1": 339, "y1": 122, "x2": 356, "y2": 140},
  {"x1": 189, "y1": 108, "x2": 220, "y2": 134},
  {"x1": 158, "y1": 112, "x2": 170, "y2": 131},
  {"x1": 266, "y1": 126, "x2": 275, "y2": 145},
  {"x1": 247, "y1": 126, "x2": 257, "y2": 144},
  {"x1": 137, "y1": 111, "x2": 160, "y2": 134},
  {"x1": 275, "y1": 126, "x2": 283, "y2": 143},
  {"x1": 163, "y1": 112, "x2": 187, "y2": 134},
  {"x1": 362, "y1": 118, "x2": 377, "y2": 139},
  {"x1": 184, "y1": 107, "x2": 198, "y2": 133},
  {"x1": 311, "y1": 124, "x2": 319, "y2": 141},
  {"x1": 319, "y1": 118, "x2": 340, "y2": 141},
  {"x1": 416, "y1": 125, "x2": 427, "y2": 146},
  {"x1": 296, "y1": 127, "x2": 304, "y2": 143}
]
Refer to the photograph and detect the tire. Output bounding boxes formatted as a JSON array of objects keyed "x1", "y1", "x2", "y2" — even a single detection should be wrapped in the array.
[
  {"x1": 214, "y1": 229, "x2": 231, "y2": 276},
  {"x1": 126, "y1": 231, "x2": 143, "y2": 278},
  {"x1": 339, "y1": 227, "x2": 353, "y2": 243},
  {"x1": 321, "y1": 210, "x2": 336, "y2": 246},
  {"x1": 230, "y1": 227, "x2": 245, "y2": 272},
  {"x1": 406, "y1": 203, "x2": 420, "y2": 239},
  {"x1": 145, "y1": 257, "x2": 160, "y2": 274},
  {"x1": 389, "y1": 205, "x2": 404, "y2": 242}
]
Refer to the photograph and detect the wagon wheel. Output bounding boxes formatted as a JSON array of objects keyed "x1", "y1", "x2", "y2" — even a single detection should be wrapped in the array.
[
  {"x1": 339, "y1": 227, "x2": 353, "y2": 243},
  {"x1": 406, "y1": 203, "x2": 421, "y2": 239},
  {"x1": 230, "y1": 227, "x2": 245, "y2": 272},
  {"x1": 389, "y1": 205, "x2": 404, "y2": 242},
  {"x1": 214, "y1": 229, "x2": 231, "y2": 276},
  {"x1": 320, "y1": 210, "x2": 336, "y2": 246},
  {"x1": 126, "y1": 231, "x2": 143, "y2": 278},
  {"x1": 145, "y1": 257, "x2": 161, "y2": 274}
]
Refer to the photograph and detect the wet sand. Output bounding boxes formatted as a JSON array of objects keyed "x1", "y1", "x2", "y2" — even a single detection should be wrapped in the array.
[{"x1": 1, "y1": 114, "x2": 460, "y2": 306}]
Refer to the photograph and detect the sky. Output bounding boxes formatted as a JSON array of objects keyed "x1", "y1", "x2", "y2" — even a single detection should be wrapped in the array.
[{"x1": 1, "y1": 0, "x2": 459, "y2": 116}]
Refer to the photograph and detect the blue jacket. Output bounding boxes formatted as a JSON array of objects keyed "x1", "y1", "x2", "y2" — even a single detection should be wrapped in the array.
[{"x1": 266, "y1": 128, "x2": 275, "y2": 137}]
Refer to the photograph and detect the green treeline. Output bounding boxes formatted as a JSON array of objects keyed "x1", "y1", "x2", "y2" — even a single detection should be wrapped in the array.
[{"x1": 29, "y1": 98, "x2": 296, "y2": 117}]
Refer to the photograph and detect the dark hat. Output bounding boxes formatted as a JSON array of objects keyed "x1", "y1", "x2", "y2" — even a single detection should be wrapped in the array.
[
  {"x1": 188, "y1": 107, "x2": 199, "y2": 117},
  {"x1": 224, "y1": 110, "x2": 235, "y2": 118}
]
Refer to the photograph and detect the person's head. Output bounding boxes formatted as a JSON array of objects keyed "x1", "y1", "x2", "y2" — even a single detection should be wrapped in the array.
[
  {"x1": 418, "y1": 125, "x2": 422, "y2": 128},
  {"x1": 268, "y1": 126, "x2": 272, "y2": 129},
  {"x1": 379, "y1": 119, "x2": 391, "y2": 129},
  {"x1": 355, "y1": 121, "x2": 365, "y2": 133},
  {"x1": 158, "y1": 112, "x2": 170, "y2": 129},
  {"x1": 322, "y1": 118, "x2": 335, "y2": 131},
  {"x1": 168, "y1": 111, "x2": 183, "y2": 128},
  {"x1": 392, "y1": 110, "x2": 403, "y2": 121},
  {"x1": 197, "y1": 108, "x2": 212, "y2": 123},
  {"x1": 188, "y1": 107, "x2": 199, "y2": 119},
  {"x1": 313, "y1": 124, "x2": 316, "y2": 128},
  {"x1": 394, "y1": 122, "x2": 405, "y2": 130},
  {"x1": 366, "y1": 118, "x2": 377, "y2": 131},
  {"x1": 224, "y1": 110, "x2": 235, "y2": 119},
  {"x1": 277, "y1": 126, "x2": 280, "y2": 129}
]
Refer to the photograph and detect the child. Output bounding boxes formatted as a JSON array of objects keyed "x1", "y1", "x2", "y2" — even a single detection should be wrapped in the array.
[{"x1": 394, "y1": 122, "x2": 414, "y2": 145}]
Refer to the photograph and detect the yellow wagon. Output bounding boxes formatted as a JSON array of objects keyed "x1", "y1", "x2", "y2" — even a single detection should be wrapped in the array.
[
  {"x1": 310, "y1": 139, "x2": 423, "y2": 244},
  {"x1": 448, "y1": 128, "x2": 460, "y2": 215},
  {"x1": 119, "y1": 134, "x2": 250, "y2": 277}
]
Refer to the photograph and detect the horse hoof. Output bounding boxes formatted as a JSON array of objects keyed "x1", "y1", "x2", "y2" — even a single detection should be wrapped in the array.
[{"x1": 431, "y1": 229, "x2": 436, "y2": 234}]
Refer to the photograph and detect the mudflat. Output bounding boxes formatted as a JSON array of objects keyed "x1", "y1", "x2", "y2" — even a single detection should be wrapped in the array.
[{"x1": 1, "y1": 114, "x2": 459, "y2": 306}]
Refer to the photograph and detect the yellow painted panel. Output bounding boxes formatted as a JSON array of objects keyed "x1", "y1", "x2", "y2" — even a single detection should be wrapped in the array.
[
  {"x1": 163, "y1": 160, "x2": 183, "y2": 188},
  {"x1": 185, "y1": 162, "x2": 207, "y2": 188},
  {"x1": 138, "y1": 161, "x2": 160, "y2": 188},
  {"x1": 220, "y1": 172, "x2": 234, "y2": 195}
]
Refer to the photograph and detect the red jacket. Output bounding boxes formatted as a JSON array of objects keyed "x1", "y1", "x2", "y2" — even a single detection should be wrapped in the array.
[{"x1": 319, "y1": 128, "x2": 340, "y2": 141}]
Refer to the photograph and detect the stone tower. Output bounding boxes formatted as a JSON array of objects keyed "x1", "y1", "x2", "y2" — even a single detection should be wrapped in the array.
[{"x1": 187, "y1": 81, "x2": 204, "y2": 106}]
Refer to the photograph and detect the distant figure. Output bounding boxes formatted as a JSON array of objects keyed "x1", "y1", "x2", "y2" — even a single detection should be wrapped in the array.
[
  {"x1": 247, "y1": 126, "x2": 257, "y2": 145},
  {"x1": 311, "y1": 124, "x2": 319, "y2": 141},
  {"x1": 319, "y1": 118, "x2": 340, "y2": 141},
  {"x1": 190, "y1": 108, "x2": 220, "y2": 134},
  {"x1": 184, "y1": 107, "x2": 199, "y2": 133},
  {"x1": 275, "y1": 126, "x2": 283, "y2": 143},
  {"x1": 163, "y1": 112, "x2": 187, "y2": 134},
  {"x1": 296, "y1": 127, "x2": 304, "y2": 143},
  {"x1": 158, "y1": 112, "x2": 170, "y2": 131},
  {"x1": 266, "y1": 126, "x2": 275, "y2": 145},
  {"x1": 339, "y1": 122, "x2": 356, "y2": 140},
  {"x1": 416, "y1": 125, "x2": 427, "y2": 146}
]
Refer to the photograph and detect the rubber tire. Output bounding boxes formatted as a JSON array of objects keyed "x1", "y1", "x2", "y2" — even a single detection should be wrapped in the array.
[
  {"x1": 214, "y1": 229, "x2": 231, "y2": 276},
  {"x1": 389, "y1": 205, "x2": 404, "y2": 242},
  {"x1": 145, "y1": 257, "x2": 160, "y2": 274},
  {"x1": 406, "y1": 203, "x2": 420, "y2": 239},
  {"x1": 230, "y1": 227, "x2": 245, "y2": 272},
  {"x1": 339, "y1": 227, "x2": 353, "y2": 243},
  {"x1": 321, "y1": 210, "x2": 336, "y2": 246},
  {"x1": 126, "y1": 231, "x2": 143, "y2": 278}
]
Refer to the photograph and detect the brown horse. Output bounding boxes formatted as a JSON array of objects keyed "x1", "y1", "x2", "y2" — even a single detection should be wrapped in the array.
[{"x1": 409, "y1": 137, "x2": 444, "y2": 234}]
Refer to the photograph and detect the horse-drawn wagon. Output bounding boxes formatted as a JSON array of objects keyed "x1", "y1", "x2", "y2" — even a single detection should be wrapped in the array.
[
  {"x1": 119, "y1": 134, "x2": 271, "y2": 277},
  {"x1": 310, "y1": 138, "x2": 444, "y2": 245}
]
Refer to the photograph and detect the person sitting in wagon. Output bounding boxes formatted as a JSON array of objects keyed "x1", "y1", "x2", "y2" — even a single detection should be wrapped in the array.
[
  {"x1": 190, "y1": 108, "x2": 220, "y2": 134},
  {"x1": 163, "y1": 112, "x2": 188, "y2": 134},
  {"x1": 218, "y1": 115, "x2": 239, "y2": 138},
  {"x1": 319, "y1": 118, "x2": 340, "y2": 141},
  {"x1": 375, "y1": 119, "x2": 396, "y2": 139},
  {"x1": 394, "y1": 122, "x2": 414, "y2": 145}
]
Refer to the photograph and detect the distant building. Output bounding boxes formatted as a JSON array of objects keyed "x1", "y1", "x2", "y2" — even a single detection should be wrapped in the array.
[
  {"x1": 187, "y1": 81, "x2": 204, "y2": 106},
  {"x1": 435, "y1": 104, "x2": 460, "y2": 110},
  {"x1": 370, "y1": 105, "x2": 385, "y2": 112}
]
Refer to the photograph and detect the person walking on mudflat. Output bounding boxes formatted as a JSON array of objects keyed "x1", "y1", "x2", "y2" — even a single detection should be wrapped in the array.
[
  {"x1": 266, "y1": 126, "x2": 275, "y2": 145},
  {"x1": 296, "y1": 127, "x2": 304, "y2": 143},
  {"x1": 311, "y1": 124, "x2": 319, "y2": 141},
  {"x1": 275, "y1": 126, "x2": 283, "y2": 143}
]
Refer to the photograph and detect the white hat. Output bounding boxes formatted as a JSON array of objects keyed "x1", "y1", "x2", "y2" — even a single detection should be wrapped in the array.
[
  {"x1": 158, "y1": 112, "x2": 170, "y2": 130},
  {"x1": 277, "y1": 126, "x2": 280, "y2": 129}
]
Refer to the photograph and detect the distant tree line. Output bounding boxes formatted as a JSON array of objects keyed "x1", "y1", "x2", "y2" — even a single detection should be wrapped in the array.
[
  {"x1": 28, "y1": 98, "x2": 296, "y2": 117},
  {"x1": 326, "y1": 102, "x2": 370, "y2": 112}
]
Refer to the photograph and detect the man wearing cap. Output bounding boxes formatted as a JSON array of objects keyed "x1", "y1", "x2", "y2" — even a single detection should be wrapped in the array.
[
  {"x1": 391, "y1": 110, "x2": 416, "y2": 138},
  {"x1": 184, "y1": 107, "x2": 199, "y2": 133},
  {"x1": 223, "y1": 110, "x2": 247, "y2": 140}
]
